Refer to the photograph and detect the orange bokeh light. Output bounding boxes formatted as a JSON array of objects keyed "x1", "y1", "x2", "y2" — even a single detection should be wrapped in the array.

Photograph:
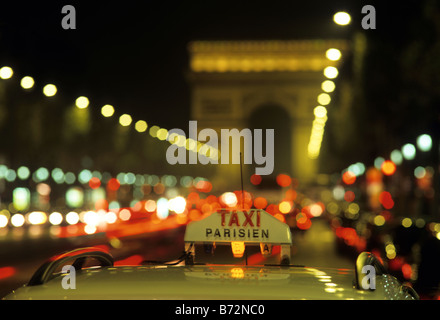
[
  {"x1": 88, "y1": 177, "x2": 101, "y2": 189},
  {"x1": 379, "y1": 191, "x2": 394, "y2": 209},
  {"x1": 402, "y1": 263, "x2": 412, "y2": 280},
  {"x1": 188, "y1": 209, "x2": 202, "y2": 221},
  {"x1": 276, "y1": 174, "x2": 292, "y2": 187},
  {"x1": 342, "y1": 171, "x2": 356, "y2": 185},
  {"x1": 296, "y1": 212, "x2": 312, "y2": 230},
  {"x1": 187, "y1": 192, "x2": 200, "y2": 205},
  {"x1": 344, "y1": 190, "x2": 355, "y2": 202},
  {"x1": 250, "y1": 174, "x2": 262, "y2": 185},
  {"x1": 196, "y1": 180, "x2": 212, "y2": 193},
  {"x1": 366, "y1": 167, "x2": 382, "y2": 183},
  {"x1": 274, "y1": 213, "x2": 286, "y2": 223},
  {"x1": 107, "y1": 178, "x2": 120, "y2": 191},
  {"x1": 0, "y1": 266, "x2": 16, "y2": 280},
  {"x1": 381, "y1": 160, "x2": 396, "y2": 176},
  {"x1": 284, "y1": 189, "x2": 297, "y2": 201},
  {"x1": 253, "y1": 197, "x2": 268, "y2": 209}
]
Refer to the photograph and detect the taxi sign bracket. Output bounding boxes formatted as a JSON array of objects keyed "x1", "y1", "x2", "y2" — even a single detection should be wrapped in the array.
[{"x1": 184, "y1": 243, "x2": 196, "y2": 265}]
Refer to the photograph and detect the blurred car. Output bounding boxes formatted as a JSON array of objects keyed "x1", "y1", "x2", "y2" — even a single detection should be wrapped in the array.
[{"x1": 3, "y1": 209, "x2": 418, "y2": 300}]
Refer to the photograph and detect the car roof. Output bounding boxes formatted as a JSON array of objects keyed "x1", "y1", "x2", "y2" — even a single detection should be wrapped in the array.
[
  {"x1": 5, "y1": 209, "x2": 418, "y2": 300},
  {"x1": 5, "y1": 264, "x2": 410, "y2": 300}
]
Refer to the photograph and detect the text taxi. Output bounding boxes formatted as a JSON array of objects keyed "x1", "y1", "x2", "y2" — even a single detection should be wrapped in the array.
[{"x1": 3, "y1": 209, "x2": 418, "y2": 300}]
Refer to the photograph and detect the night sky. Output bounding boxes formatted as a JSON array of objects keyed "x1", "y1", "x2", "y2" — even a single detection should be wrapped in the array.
[{"x1": 0, "y1": 0, "x2": 415, "y2": 129}]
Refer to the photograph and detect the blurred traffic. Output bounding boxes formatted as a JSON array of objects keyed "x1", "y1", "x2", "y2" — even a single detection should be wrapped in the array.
[{"x1": 1, "y1": 162, "x2": 439, "y2": 299}]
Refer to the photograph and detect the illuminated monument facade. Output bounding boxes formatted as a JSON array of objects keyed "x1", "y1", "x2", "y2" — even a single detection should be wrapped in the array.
[{"x1": 187, "y1": 40, "x2": 348, "y2": 189}]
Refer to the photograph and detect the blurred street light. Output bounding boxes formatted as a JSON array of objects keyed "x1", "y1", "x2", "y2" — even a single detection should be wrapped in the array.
[
  {"x1": 326, "y1": 48, "x2": 342, "y2": 61},
  {"x1": 314, "y1": 106, "x2": 327, "y2": 118},
  {"x1": 75, "y1": 96, "x2": 89, "y2": 109},
  {"x1": 390, "y1": 149, "x2": 403, "y2": 165},
  {"x1": 0, "y1": 66, "x2": 13, "y2": 79},
  {"x1": 374, "y1": 156, "x2": 384, "y2": 169},
  {"x1": 333, "y1": 12, "x2": 351, "y2": 26},
  {"x1": 17, "y1": 166, "x2": 30, "y2": 180},
  {"x1": 416, "y1": 134, "x2": 432, "y2": 152},
  {"x1": 49, "y1": 212, "x2": 63, "y2": 225},
  {"x1": 101, "y1": 104, "x2": 115, "y2": 117},
  {"x1": 119, "y1": 114, "x2": 132, "y2": 126},
  {"x1": 11, "y1": 213, "x2": 25, "y2": 227},
  {"x1": 156, "y1": 128, "x2": 168, "y2": 140},
  {"x1": 414, "y1": 166, "x2": 426, "y2": 179},
  {"x1": 402, "y1": 143, "x2": 416, "y2": 160},
  {"x1": 43, "y1": 84, "x2": 57, "y2": 97},
  {"x1": 20, "y1": 76, "x2": 34, "y2": 89},
  {"x1": 323, "y1": 66, "x2": 338, "y2": 79},
  {"x1": 381, "y1": 160, "x2": 396, "y2": 176},
  {"x1": 317, "y1": 93, "x2": 331, "y2": 105},
  {"x1": 135, "y1": 120, "x2": 148, "y2": 132},
  {"x1": 321, "y1": 80, "x2": 335, "y2": 93}
]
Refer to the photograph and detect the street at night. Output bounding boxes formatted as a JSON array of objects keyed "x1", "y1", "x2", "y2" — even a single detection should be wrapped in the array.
[{"x1": 0, "y1": 0, "x2": 440, "y2": 305}]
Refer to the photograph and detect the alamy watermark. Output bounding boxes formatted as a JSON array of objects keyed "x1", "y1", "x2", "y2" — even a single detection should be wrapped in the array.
[
  {"x1": 61, "y1": 5, "x2": 377, "y2": 30},
  {"x1": 59, "y1": 262, "x2": 377, "y2": 290},
  {"x1": 360, "y1": 265, "x2": 376, "y2": 290},
  {"x1": 361, "y1": 5, "x2": 376, "y2": 30},
  {"x1": 61, "y1": 5, "x2": 76, "y2": 30},
  {"x1": 61, "y1": 265, "x2": 76, "y2": 290},
  {"x1": 166, "y1": 121, "x2": 275, "y2": 175}
]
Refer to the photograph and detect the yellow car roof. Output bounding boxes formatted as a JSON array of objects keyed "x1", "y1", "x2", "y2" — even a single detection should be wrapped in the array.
[
  {"x1": 3, "y1": 209, "x2": 418, "y2": 300},
  {"x1": 5, "y1": 264, "x2": 414, "y2": 300}
]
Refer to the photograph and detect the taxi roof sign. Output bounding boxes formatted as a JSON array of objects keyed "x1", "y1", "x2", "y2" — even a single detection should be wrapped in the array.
[{"x1": 184, "y1": 209, "x2": 292, "y2": 245}]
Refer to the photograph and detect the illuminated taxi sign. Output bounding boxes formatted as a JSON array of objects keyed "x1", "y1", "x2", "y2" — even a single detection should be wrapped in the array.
[{"x1": 184, "y1": 209, "x2": 292, "y2": 245}]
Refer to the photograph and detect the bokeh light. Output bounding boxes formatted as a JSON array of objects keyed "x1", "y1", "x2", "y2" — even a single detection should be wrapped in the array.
[
  {"x1": 75, "y1": 96, "x2": 89, "y2": 109},
  {"x1": 49, "y1": 212, "x2": 63, "y2": 225},
  {"x1": 317, "y1": 93, "x2": 331, "y2": 105},
  {"x1": 250, "y1": 174, "x2": 262, "y2": 185},
  {"x1": 135, "y1": 120, "x2": 148, "y2": 132},
  {"x1": 276, "y1": 174, "x2": 292, "y2": 187},
  {"x1": 0, "y1": 66, "x2": 13, "y2": 79},
  {"x1": 279, "y1": 201, "x2": 292, "y2": 214},
  {"x1": 101, "y1": 104, "x2": 115, "y2": 117},
  {"x1": 20, "y1": 76, "x2": 34, "y2": 89},
  {"x1": 43, "y1": 84, "x2": 57, "y2": 97},
  {"x1": 416, "y1": 134, "x2": 432, "y2": 152},
  {"x1": 254, "y1": 197, "x2": 267, "y2": 209},
  {"x1": 342, "y1": 171, "x2": 356, "y2": 185},
  {"x1": 390, "y1": 149, "x2": 403, "y2": 165},
  {"x1": 168, "y1": 196, "x2": 186, "y2": 214},
  {"x1": 321, "y1": 80, "x2": 335, "y2": 93},
  {"x1": 333, "y1": 11, "x2": 351, "y2": 25},
  {"x1": 381, "y1": 160, "x2": 396, "y2": 176},
  {"x1": 119, "y1": 114, "x2": 132, "y2": 126},
  {"x1": 402, "y1": 143, "x2": 416, "y2": 160},
  {"x1": 156, "y1": 198, "x2": 169, "y2": 219},
  {"x1": 323, "y1": 66, "x2": 338, "y2": 79},
  {"x1": 325, "y1": 48, "x2": 342, "y2": 61},
  {"x1": 66, "y1": 211, "x2": 80, "y2": 225},
  {"x1": 414, "y1": 166, "x2": 426, "y2": 179},
  {"x1": 221, "y1": 192, "x2": 238, "y2": 207},
  {"x1": 379, "y1": 191, "x2": 394, "y2": 209},
  {"x1": 11, "y1": 213, "x2": 25, "y2": 227}
]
